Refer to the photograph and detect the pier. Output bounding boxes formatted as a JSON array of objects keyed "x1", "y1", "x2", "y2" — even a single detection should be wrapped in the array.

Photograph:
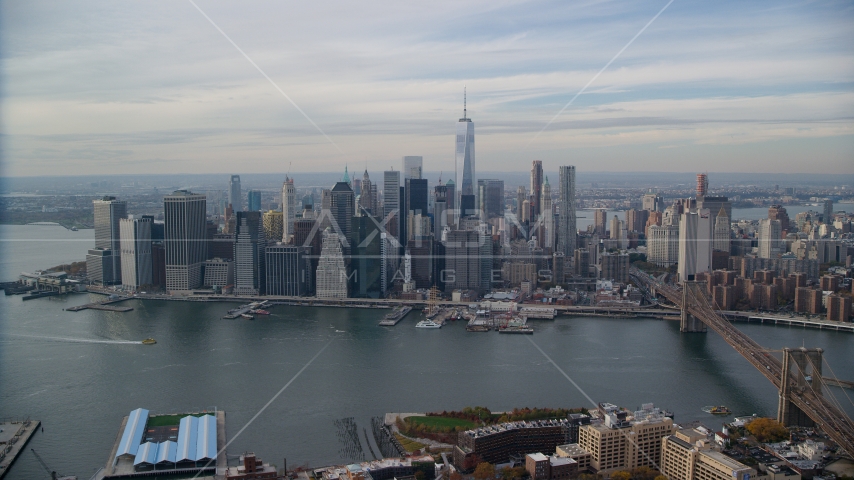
[
  {"x1": 378, "y1": 306, "x2": 412, "y2": 326},
  {"x1": 0, "y1": 418, "x2": 41, "y2": 479},
  {"x1": 65, "y1": 296, "x2": 133, "y2": 312}
]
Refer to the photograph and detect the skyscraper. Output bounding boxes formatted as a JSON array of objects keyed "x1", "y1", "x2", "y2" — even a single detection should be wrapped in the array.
[
  {"x1": 530, "y1": 160, "x2": 543, "y2": 217},
  {"x1": 263, "y1": 210, "x2": 283, "y2": 242},
  {"x1": 477, "y1": 179, "x2": 504, "y2": 219},
  {"x1": 713, "y1": 207, "x2": 731, "y2": 253},
  {"x1": 541, "y1": 176, "x2": 554, "y2": 251},
  {"x1": 282, "y1": 176, "x2": 296, "y2": 242},
  {"x1": 823, "y1": 199, "x2": 833, "y2": 223},
  {"x1": 593, "y1": 209, "x2": 607, "y2": 236},
  {"x1": 758, "y1": 218, "x2": 782, "y2": 259},
  {"x1": 330, "y1": 180, "x2": 355, "y2": 253},
  {"x1": 228, "y1": 175, "x2": 242, "y2": 211},
  {"x1": 234, "y1": 211, "x2": 266, "y2": 295},
  {"x1": 642, "y1": 192, "x2": 663, "y2": 212},
  {"x1": 164, "y1": 190, "x2": 207, "y2": 291},
  {"x1": 768, "y1": 205, "x2": 789, "y2": 233},
  {"x1": 677, "y1": 209, "x2": 713, "y2": 282},
  {"x1": 316, "y1": 228, "x2": 348, "y2": 298},
  {"x1": 265, "y1": 244, "x2": 309, "y2": 296},
  {"x1": 87, "y1": 196, "x2": 127, "y2": 284},
  {"x1": 119, "y1": 217, "x2": 152, "y2": 290},
  {"x1": 557, "y1": 166, "x2": 577, "y2": 257},
  {"x1": 359, "y1": 170, "x2": 374, "y2": 215},
  {"x1": 443, "y1": 229, "x2": 481, "y2": 293},
  {"x1": 247, "y1": 190, "x2": 261, "y2": 212},
  {"x1": 696, "y1": 173, "x2": 708, "y2": 197},
  {"x1": 403, "y1": 156, "x2": 423, "y2": 180},
  {"x1": 433, "y1": 184, "x2": 449, "y2": 241},
  {"x1": 455, "y1": 89, "x2": 475, "y2": 198},
  {"x1": 383, "y1": 170, "x2": 401, "y2": 239}
]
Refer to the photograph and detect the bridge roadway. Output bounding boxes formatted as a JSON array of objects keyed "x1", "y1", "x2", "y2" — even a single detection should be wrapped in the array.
[{"x1": 630, "y1": 268, "x2": 854, "y2": 457}]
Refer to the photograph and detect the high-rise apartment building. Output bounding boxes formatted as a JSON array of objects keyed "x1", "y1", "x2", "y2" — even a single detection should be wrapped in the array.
[
  {"x1": 282, "y1": 176, "x2": 296, "y2": 242},
  {"x1": 541, "y1": 177, "x2": 554, "y2": 251},
  {"x1": 119, "y1": 217, "x2": 152, "y2": 290},
  {"x1": 164, "y1": 190, "x2": 207, "y2": 291},
  {"x1": 228, "y1": 174, "x2": 242, "y2": 211},
  {"x1": 600, "y1": 252, "x2": 629, "y2": 283},
  {"x1": 696, "y1": 173, "x2": 708, "y2": 197},
  {"x1": 642, "y1": 192, "x2": 663, "y2": 212},
  {"x1": 403, "y1": 156, "x2": 423, "y2": 179},
  {"x1": 768, "y1": 205, "x2": 790, "y2": 233},
  {"x1": 593, "y1": 209, "x2": 607, "y2": 236},
  {"x1": 677, "y1": 209, "x2": 713, "y2": 282},
  {"x1": 233, "y1": 211, "x2": 266, "y2": 295},
  {"x1": 530, "y1": 160, "x2": 543, "y2": 217},
  {"x1": 456, "y1": 90, "x2": 476, "y2": 198},
  {"x1": 557, "y1": 166, "x2": 577, "y2": 257},
  {"x1": 609, "y1": 215, "x2": 621, "y2": 240},
  {"x1": 87, "y1": 196, "x2": 128, "y2": 284},
  {"x1": 316, "y1": 228, "x2": 348, "y2": 298},
  {"x1": 758, "y1": 219, "x2": 782, "y2": 259}
]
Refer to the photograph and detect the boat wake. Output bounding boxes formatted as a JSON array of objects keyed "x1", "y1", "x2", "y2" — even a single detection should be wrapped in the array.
[{"x1": 0, "y1": 333, "x2": 142, "y2": 345}]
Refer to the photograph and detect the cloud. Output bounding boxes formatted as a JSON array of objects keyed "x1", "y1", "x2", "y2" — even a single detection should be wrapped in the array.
[{"x1": 1, "y1": 0, "x2": 853, "y2": 176}]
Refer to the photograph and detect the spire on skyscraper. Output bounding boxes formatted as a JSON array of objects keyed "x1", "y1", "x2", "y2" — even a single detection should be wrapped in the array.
[{"x1": 343, "y1": 165, "x2": 350, "y2": 185}]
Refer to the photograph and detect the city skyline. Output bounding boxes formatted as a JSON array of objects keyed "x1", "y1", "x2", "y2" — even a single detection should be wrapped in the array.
[{"x1": 2, "y1": 1, "x2": 853, "y2": 177}]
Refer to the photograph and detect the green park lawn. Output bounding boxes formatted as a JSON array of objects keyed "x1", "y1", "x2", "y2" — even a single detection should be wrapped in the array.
[{"x1": 406, "y1": 416, "x2": 477, "y2": 429}]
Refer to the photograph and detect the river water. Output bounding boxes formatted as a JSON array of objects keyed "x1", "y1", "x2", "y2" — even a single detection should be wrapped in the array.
[{"x1": 0, "y1": 225, "x2": 852, "y2": 479}]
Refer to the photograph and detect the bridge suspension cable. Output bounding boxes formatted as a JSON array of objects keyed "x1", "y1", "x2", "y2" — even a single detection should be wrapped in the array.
[{"x1": 630, "y1": 268, "x2": 854, "y2": 456}]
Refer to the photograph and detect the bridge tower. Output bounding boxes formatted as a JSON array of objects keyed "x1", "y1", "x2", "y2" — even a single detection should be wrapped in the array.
[
  {"x1": 680, "y1": 281, "x2": 707, "y2": 333},
  {"x1": 777, "y1": 347, "x2": 823, "y2": 427}
]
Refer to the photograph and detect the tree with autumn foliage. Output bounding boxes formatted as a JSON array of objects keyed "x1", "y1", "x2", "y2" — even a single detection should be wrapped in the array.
[
  {"x1": 746, "y1": 418, "x2": 789, "y2": 442},
  {"x1": 611, "y1": 471, "x2": 631, "y2": 480},
  {"x1": 473, "y1": 463, "x2": 496, "y2": 480}
]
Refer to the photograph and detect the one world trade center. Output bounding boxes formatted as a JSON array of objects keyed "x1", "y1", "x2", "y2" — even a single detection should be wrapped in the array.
[{"x1": 455, "y1": 89, "x2": 475, "y2": 211}]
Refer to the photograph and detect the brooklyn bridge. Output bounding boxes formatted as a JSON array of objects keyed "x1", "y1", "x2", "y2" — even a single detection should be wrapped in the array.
[{"x1": 630, "y1": 268, "x2": 854, "y2": 457}]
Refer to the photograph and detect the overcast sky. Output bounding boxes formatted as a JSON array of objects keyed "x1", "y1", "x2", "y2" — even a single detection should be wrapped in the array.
[{"x1": 2, "y1": 0, "x2": 853, "y2": 177}]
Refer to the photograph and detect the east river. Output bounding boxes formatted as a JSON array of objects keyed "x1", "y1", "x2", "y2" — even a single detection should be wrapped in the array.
[{"x1": 1, "y1": 224, "x2": 852, "y2": 480}]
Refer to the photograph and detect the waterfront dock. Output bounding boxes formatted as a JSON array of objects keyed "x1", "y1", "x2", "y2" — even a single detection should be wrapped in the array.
[
  {"x1": 65, "y1": 296, "x2": 132, "y2": 312},
  {"x1": 379, "y1": 306, "x2": 412, "y2": 326},
  {"x1": 0, "y1": 418, "x2": 41, "y2": 479}
]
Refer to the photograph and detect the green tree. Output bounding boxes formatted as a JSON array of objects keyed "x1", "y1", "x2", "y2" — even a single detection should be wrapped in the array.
[{"x1": 611, "y1": 471, "x2": 631, "y2": 480}]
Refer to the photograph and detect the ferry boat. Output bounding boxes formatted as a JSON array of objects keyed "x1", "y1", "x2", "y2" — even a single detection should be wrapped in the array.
[
  {"x1": 252, "y1": 309, "x2": 270, "y2": 315},
  {"x1": 142, "y1": 338, "x2": 157, "y2": 345},
  {"x1": 415, "y1": 319, "x2": 442, "y2": 329},
  {"x1": 241, "y1": 313, "x2": 254, "y2": 320},
  {"x1": 703, "y1": 406, "x2": 732, "y2": 415}
]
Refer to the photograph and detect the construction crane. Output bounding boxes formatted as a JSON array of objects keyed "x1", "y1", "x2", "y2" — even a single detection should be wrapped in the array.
[{"x1": 30, "y1": 449, "x2": 77, "y2": 480}]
